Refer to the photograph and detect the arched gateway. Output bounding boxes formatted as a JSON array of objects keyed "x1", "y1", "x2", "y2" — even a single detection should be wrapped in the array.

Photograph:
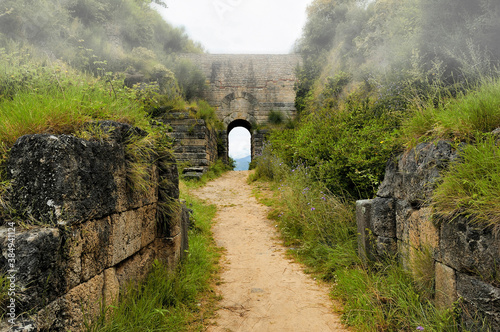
[{"x1": 181, "y1": 54, "x2": 301, "y2": 161}]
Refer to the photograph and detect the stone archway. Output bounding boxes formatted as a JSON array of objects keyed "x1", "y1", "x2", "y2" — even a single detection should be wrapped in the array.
[{"x1": 220, "y1": 91, "x2": 259, "y2": 127}]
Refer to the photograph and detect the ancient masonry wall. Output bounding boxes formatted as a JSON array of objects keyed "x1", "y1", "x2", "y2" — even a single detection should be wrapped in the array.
[
  {"x1": 180, "y1": 54, "x2": 301, "y2": 127},
  {"x1": 356, "y1": 140, "x2": 500, "y2": 330},
  {"x1": 0, "y1": 122, "x2": 189, "y2": 331},
  {"x1": 163, "y1": 112, "x2": 219, "y2": 176}
]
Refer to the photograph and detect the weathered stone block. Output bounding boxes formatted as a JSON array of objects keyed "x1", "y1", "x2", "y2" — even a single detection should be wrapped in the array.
[
  {"x1": 440, "y1": 216, "x2": 499, "y2": 282},
  {"x1": 356, "y1": 199, "x2": 374, "y2": 262},
  {"x1": 377, "y1": 141, "x2": 457, "y2": 206},
  {"x1": 371, "y1": 198, "x2": 396, "y2": 238},
  {"x1": 109, "y1": 209, "x2": 143, "y2": 266},
  {"x1": 7, "y1": 134, "x2": 123, "y2": 225},
  {"x1": 141, "y1": 204, "x2": 158, "y2": 248},
  {"x1": 115, "y1": 244, "x2": 156, "y2": 287},
  {"x1": 457, "y1": 273, "x2": 500, "y2": 331},
  {"x1": 37, "y1": 273, "x2": 105, "y2": 331},
  {"x1": 80, "y1": 217, "x2": 112, "y2": 282},
  {"x1": 103, "y1": 268, "x2": 120, "y2": 308},
  {"x1": 376, "y1": 236, "x2": 397, "y2": 258},
  {"x1": 0, "y1": 227, "x2": 65, "y2": 311},
  {"x1": 435, "y1": 262, "x2": 457, "y2": 309},
  {"x1": 155, "y1": 234, "x2": 183, "y2": 269}
]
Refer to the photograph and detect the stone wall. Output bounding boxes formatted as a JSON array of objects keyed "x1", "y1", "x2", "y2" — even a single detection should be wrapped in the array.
[
  {"x1": 0, "y1": 122, "x2": 189, "y2": 331},
  {"x1": 181, "y1": 54, "x2": 300, "y2": 126},
  {"x1": 356, "y1": 141, "x2": 500, "y2": 331},
  {"x1": 162, "y1": 112, "x2": 219, "y2": 176}
]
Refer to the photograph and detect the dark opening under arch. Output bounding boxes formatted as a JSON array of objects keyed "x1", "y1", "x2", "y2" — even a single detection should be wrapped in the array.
[{"x1": 227, "y1": 119, "x2": 252, "y2": 133}]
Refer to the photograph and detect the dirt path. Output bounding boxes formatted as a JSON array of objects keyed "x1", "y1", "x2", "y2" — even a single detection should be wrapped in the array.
[{"x1": 192, "y1": 171, "x2": 348, "y2": 332}]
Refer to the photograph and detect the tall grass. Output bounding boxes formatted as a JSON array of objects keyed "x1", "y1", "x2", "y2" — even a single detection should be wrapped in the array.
[
  {"x1": 432, "y1": 135, "x2": 500, "y2": 226},
  {"x1": 403, "y1": 78, "x2": 500, "y2": 144},
  {"x1": 89, "y1": 192, "x2": 219, "y2": 331},
  {"x1": 0, "y1": 57, "x2": 149, "y2": 150},
  {"x1": 251, "y1": 146, "x2": 458, "y2": 331}
]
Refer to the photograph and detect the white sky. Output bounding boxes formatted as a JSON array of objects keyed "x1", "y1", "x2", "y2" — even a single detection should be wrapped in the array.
[
  {"x1": 156, "y1": 0, "x2": 312, "y2": 54},
  {"x1": 228, "y1": 127, "x2": 251, "y2": 159},
  {"x1": 155, "y1": 0, "x2": 312, "y2": 159}
]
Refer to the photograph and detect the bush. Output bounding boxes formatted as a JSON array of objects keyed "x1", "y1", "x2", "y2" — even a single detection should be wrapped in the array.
[
  {"x1": 268, "y1": 91, "x2": 402, "y2": 199},
  {"x1": 268, "y1": 110, "x2": 284, "y2": 125}
]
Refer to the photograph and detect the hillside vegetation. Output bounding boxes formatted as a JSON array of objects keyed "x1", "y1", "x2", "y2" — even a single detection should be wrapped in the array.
[{"x1": 251, "y1": 0, "x2": 500, "y2": 330}]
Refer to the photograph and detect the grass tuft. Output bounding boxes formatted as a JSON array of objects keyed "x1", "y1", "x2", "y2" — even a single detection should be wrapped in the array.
[
  {"x1": 403, "y1": 78, "x2": 500, "y2": 145},
  {"x1": 432, "y1": 135, "x2": 500, "y2": 226}
]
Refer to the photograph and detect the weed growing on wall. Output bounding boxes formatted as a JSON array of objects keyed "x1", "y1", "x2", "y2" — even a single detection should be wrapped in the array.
[
  {"x1": 432, "y1": 135, "x2": 500, "y2": 226},
  {"x1": 402, "y1": 78, "x2": 500, "y2": 145}
]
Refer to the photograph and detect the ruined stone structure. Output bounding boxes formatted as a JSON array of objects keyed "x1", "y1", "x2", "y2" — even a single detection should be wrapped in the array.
[
  {"x1": 165, "y1": 112, "x2": 220, "y2": 177},
  {"x1": 0, "y1": 122, "x2": 188, "y2": 331},
  {"x1": 181, "y1": 54, "x2": 301, "y2": 162},
  {"x1": 357, "y1": 140, "x2": 500, "y2": 330}
]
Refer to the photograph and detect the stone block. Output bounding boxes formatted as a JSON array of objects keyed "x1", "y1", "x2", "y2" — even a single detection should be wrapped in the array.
[
  {"x1": 395, "y1": 199, "x2": 412, "y2": 241},
  {"x1": 37, "y1": 273, "x2": 105, "y2": 331},
  {"x1": 155, "y1": 235, "x2": 182, "y2": 270},
  {"x1": 141, "y1": 204, "x2": 157, "y2": 248},
  {"x1": 376, "y1": 236, "x2": 397, "y2": 258},
  {"x1": 377, "y1": 141, "x2": 457, "y2": 206},
  {"x1": 435, "y1": 262, "x2": 457, "y2": 309},
  {"x1": 356, "y1": 199, "x2": 374, "y2": 263},
  {"x1": 103, "y1": 268, "x2": 120, "y2": 308},
  {"x1": 440, "y1": 216, "x2": 499, "y2": 282},
  {"x1": 109, "y1": 209, "x2": 143, "y2": 266},
  {"x1": 80, "y1": 216, "x2": 112, "y2": 281},
  {"x1": 371, "y1": 198, "x2": 396, "y2": 238},
  {"x1": 457, "y1": 273, "x2": 500, "y2": 331},
  {"x1": 0, "y1": 227, "x2": 65, "y2": 312},
  {"x1": 115, "y1": 243, "x2": 156, "y2": 287},
  {"x1": 7, "y1": 134, "x2": 124, "y2": 225}
]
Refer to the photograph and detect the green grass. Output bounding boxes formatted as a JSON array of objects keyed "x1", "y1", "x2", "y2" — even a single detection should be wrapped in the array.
[
  {"x1": 89, "y1": 190, "x2": 220, "y2": 331},
  {"x1": 0, "y1": 273, "x2": 9, "y2": 319},
  {"x1": 432, "y1": 135, "x2": 500, "y2": 226},
  {"x1": 403, "y1": 78, "x2": 500, "y2": 145}
]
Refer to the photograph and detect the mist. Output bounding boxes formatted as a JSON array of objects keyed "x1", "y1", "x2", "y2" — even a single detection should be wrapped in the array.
[{"x1": 295, "y1": 0, "x2": 500, "y2": 105}]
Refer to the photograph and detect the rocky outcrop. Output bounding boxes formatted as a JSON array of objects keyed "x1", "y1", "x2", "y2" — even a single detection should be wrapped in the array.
[
  {"x1": 0, "y1": 122, "x2": 188, "y2": 331},
  {"x1": 357, "y1": 141, "x2": 500, "y2": 331}
]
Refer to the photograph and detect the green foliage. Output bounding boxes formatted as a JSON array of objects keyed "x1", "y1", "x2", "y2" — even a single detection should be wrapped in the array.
[
  {"x1": 171, "y1": 58, "x2": 207, "y2": 101},
  {"x1": 268, "y1": 110, "x2": 284, "y2": 125},
  {"x1": 268, "y1": 92, "x2": 402, "y2": 199},
  {"x1": 0, "y1": 51, "x2": 150, "y2": 149},
  {"x1": 89, "y1": 194, "x2": 219, "y2": 331},
  {"x1": 0, "y1": 0, "x2": 203, "y2": 79},
  {"x1": 333, "y1": 264, "x2": 458, "y2": 331},
  {"x1": 190, "y1": 100, "x2": 224, "y2": 131},
  {"x1": 432, "y1": 135, "x2": 500, "y2": 226},
  {"x1": 403, "y1": 78, "x2": 500, "y2": 144}
]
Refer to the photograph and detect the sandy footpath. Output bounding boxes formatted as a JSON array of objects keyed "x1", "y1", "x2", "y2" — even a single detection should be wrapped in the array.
[{"x1": 191, "y1": 171, "x2": 348, "y2": 332}]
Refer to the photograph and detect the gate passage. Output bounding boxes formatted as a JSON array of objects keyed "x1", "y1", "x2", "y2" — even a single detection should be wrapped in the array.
[{"x1": 181, "y1": 54, "x2": 301, "y2": 159}]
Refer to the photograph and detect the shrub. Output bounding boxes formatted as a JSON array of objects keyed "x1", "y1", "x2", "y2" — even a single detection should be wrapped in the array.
[{"x1": 268, "y1": 110, "x2": 284, "y2": 125}]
